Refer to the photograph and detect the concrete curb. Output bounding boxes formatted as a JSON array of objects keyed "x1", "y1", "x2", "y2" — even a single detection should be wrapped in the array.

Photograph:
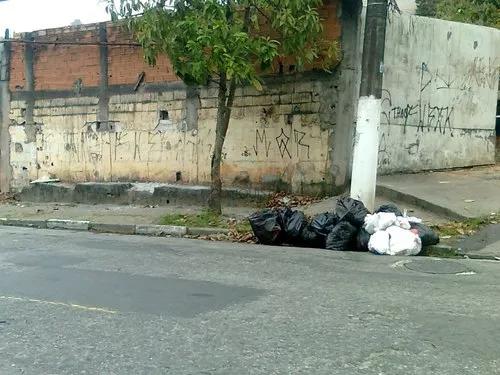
[
  {"x1": 377, "y1": 185, "x2": 468, "y2": 220},
  {"x1": 0, "y1": 218, "x2": 47, "y2": 228},
  {"x1": 89, "y1": 223, "x2": 136, "y2": 235},
  {"x1": 187, "y1": 227, "x2": 231, "y2": 236},
  {"x1": 464, "y1": 253, "x2": 500, "y2": 261},
  {"x1": 47, "y1": 219, "x2": 90, "y2": 231},
  {"x1": 0, "y1": 218, "x2": 228, "y2": 238},
  {"x1": 136, "y1": 224, "x2": 188, "y2": 237},
  {"x1": 420, "y1": 244, "x2": 500, "y2": 261}
]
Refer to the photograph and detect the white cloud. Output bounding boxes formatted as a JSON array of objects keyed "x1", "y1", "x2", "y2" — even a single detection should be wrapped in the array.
[{"x1": 0, "y1": 0, "x2": 110, "y2": 36}]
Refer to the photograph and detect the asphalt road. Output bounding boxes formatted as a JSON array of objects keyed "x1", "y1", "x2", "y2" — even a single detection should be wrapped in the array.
[{"x1": 1, "y1": 227, "x2": 500, "y2": 375}]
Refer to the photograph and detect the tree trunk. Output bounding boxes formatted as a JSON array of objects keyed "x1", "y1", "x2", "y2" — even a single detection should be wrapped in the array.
[{"x1": 208, "y1": 74, "x2": 236, "y2": 214}]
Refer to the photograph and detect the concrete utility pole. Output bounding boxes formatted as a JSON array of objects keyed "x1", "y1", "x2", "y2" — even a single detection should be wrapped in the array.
[
  {"x1": 350, "y1": 0, "x2": 389, "y2": 211},
  {"x1": 0, "y1": 33, "x2": 11, "y2": 193}
]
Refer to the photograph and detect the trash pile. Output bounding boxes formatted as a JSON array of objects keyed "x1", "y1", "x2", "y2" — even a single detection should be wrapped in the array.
[{"x1": 248, "y1": 197, "x2": 440, "y2": 256}]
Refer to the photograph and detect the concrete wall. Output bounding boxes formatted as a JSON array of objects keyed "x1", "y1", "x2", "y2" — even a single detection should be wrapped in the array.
[
  {"x1": 379, "y1": 12, "x2": 500, "y2": 174},
  {"x1": 1, "y1": 2, "x2": 348, "y2": 194},
  {"x1": 8, "y1": 77, "x2": 336, "y2": 193}
]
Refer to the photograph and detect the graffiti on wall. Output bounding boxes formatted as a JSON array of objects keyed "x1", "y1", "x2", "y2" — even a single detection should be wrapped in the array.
[
  {"x1": 379, "y1": 55, "x2": 499, "y2": 168},
  {"x1": 251, "y1": 127, "x2": 312, "y2": 160},
  {"x1": 381, "y1": 62, "x2": 461, "y2": 137},
  {"x1": 36, "y1": 118, "x2": 322, "y2": 182}
]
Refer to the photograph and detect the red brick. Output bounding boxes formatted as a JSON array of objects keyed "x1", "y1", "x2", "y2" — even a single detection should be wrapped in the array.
[{"x1": 8, "y1": 1, "x2": 341, "y2": 92}]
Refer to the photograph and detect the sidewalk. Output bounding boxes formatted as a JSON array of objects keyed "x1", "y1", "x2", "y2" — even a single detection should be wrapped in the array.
[
  {"x1": 0, "y1": 202, "x2": 254, "y2": 226},
  {"x1": 377, "y1": 165, "x2": 500, "y2": 220},
  {"x1": 377, "y1": 164, "x2": 500, "y2": 259},
  {"x1": 0, "y1": 202, "x2": 256, "y2": 237},
  {"x1": 4, "y1": 166, "x2": 499, "y2": 258}
]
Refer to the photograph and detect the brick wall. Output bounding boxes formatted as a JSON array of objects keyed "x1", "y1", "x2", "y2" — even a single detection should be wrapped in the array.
[
  {"x1": 107, "y1": 26, "x2": 177, "y2": 86},
  {"x1": 34, "y1": 39, "x2": 100, "y2": 91},
  {"x1": 8, "y1": 1, "x2": 341, "y2": 92},
  {"x1": 4, "y1": 1, "x2": 344, "y2": 193},
  {"x1": 8, "y1": 42, "x2": 25, "y2": 91}
]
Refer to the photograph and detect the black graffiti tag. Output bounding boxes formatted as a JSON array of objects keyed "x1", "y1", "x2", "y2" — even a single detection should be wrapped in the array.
[
  {"x1": 275, "y1": 128, "x2": 291, "y2": 159},
  {"x1": 253, "y1": 129, "x2": 271, "y2": 157},
  {"x1": 293, "y1": 130, "x2": 310, "y2": 159}
]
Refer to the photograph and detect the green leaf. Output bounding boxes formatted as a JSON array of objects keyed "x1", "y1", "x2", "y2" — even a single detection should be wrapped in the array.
[{"x1": 251, "y1": 79, "x2": 263, "y2": 91}]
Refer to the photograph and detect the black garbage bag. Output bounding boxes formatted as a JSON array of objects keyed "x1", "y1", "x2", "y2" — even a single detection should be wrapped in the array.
[
  {"x1": 284, "y1": 210, "x2": 308, "y2": 244},
  {"x1": 336, "y1": 197, "x2": 370, "y2": 228},
  {"x1": 298, "y1": 226, "x2": 325, "y2": 248},
  {"x1": 310, "y1": 212, "x2": 338, "y2": 237},
  {"x1": 277, "y1": 207, "x2": 293, "y2": 228},
  {"x1": 355, "y1": 228, "x2": 371, "y2": 252},
  {"x1": 411, "y1": 222, "x2": 440, "y2": 246},
  {"x1": 325, "y1": 221, "x2": 358, "y2": 251},
  {"x1": 376, "y1": 203, "x2": 403, "y2": 217},
  {"x1": 248, "y1": 209, "x2": 284, "y2": 245}
]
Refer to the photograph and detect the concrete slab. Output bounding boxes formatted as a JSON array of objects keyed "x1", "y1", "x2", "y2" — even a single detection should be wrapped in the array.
[
  {"x1": 377, "y1": 165, "x2": 500, "y2": 219},
  {"x1": 456, "y1": 223, "x2": 500, "y2": 259},
  {"x1": 74, "y1": 183, "x2": 132, "y2": 204},
  {"x1": 18, "y1": 182, "x2": 271, "y2": 207},
  {"x1": 47, "y1": 219, "x2": 90, "y2": 231},
  {"x1": 19, "y1": 183, "x2": 74, "y2": 203},
  {"x1": 464, "y1": 241, "x2": 500, "y2": 260}
]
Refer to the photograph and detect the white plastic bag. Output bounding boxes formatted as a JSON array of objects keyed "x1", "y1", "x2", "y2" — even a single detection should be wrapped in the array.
[
  {"x1": 386, "y1": 226, "x2": 422, "y2": 256},
  {"x1": 368, "y1": 231, "x2": 391, "y2": 255},
  {"x1": 364, "y1": 213, "x2": 397, "y2": 234},
  {"x1": 395, "y1": 216, "x2": 411, "y2": 230},
  {"x1": 405, "y1": 216, "x2": 423, "y2": 224},
  {"x1": 368, "y1": 226, "x2": 422, "y2": 256}
]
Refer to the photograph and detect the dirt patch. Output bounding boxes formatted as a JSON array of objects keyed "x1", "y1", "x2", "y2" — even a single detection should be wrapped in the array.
[
  {"x1": 0, "y1": 193, "x2": 16, "y2": 203},
  {"x1": 266, "y1": 192, "x2": 323, "y2": 209}
]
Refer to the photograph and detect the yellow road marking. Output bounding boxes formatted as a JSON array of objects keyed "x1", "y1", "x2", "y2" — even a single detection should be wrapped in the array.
[{"x1": 0, "y1": 295, "x2": 117, "y2": 314}]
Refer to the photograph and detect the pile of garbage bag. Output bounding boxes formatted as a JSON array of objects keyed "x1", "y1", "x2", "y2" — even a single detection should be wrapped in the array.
[{"x1": 248, "y1": 198, "x2": 440, "y2": 256}]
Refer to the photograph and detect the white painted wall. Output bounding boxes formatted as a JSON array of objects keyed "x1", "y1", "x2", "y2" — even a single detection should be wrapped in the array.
[{"x1": 379, "y1": 13, "x2": 500, "y2": 174}]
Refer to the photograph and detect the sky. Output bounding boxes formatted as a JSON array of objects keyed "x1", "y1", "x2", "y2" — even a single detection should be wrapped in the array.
[
  {"x1": 0, "y1": 0, "x2": 111, "y2": 36},
  {"x1": 0, "y1": 0, "x2": 417, "y2": 37}
]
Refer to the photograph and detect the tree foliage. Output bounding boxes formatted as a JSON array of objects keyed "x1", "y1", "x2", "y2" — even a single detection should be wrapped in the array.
[
  {"x1": 106, "y1": 0, "x2": 339, "y2": 213},
  {"x1": 416, "y1": 0, "x2": 499, "y2": 28},
  {"x1": 436, "y1": 0, "x2": 499, "y2": 28},
  {"x1": 415, "y1": 0, "x2": 437, "y2": 17},
  {"x1": 106, "y1": 0, "x2": 339, "y2": 88}
]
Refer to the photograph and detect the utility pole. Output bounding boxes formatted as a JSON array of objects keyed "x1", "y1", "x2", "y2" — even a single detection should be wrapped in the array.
[
  {"x1": 0, "y1": 29, "x2": 11, "y2": 192},
  {"x1": 350, "y1": 0, "x2": 389, "y2": 211}
]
